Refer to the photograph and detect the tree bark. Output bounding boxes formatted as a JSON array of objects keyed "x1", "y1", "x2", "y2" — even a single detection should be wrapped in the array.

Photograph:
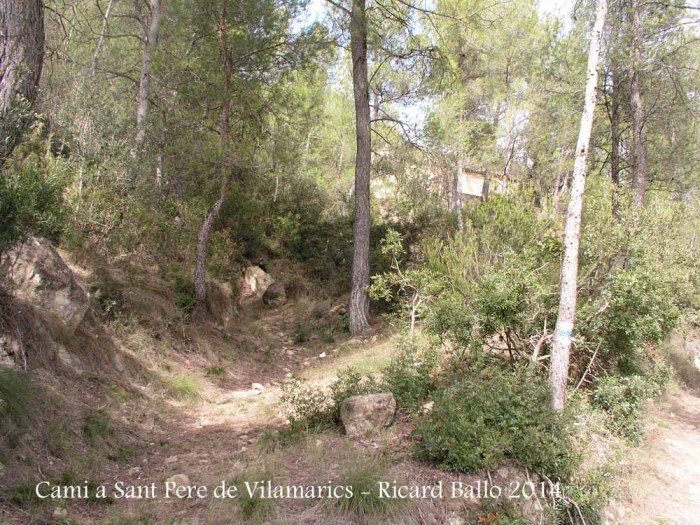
[
  {"x1": 91, "y1": 0, "x2": 117, "y2": 76},
  {"x1": 609, "y1": 66, "x2": 622, "y2": 216},
  {"x1": 452, "y1": 153, "x2": 463, "y2": 230},
  {"x1": 549, "y1": 0, "x2": 607, "y2": 412},
  {"x1": 193, "y1": 0, "x2": 232, "y2": 307},
  {"x1": 0, "y1": 0, "x2": 44, "y2": 162},
  {"x1": 629, "y1": 0, "x2": 648, "y2": 207},
  {"x1": 132, "y1": 0, "x2": 163, "y2": 158},
  {"x1": 348, "y1": 0, "x2": 372, "y2": 335}
]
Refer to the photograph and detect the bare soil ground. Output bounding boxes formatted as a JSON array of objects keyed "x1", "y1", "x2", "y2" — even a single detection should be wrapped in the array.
[{"x1": 606, "y1": 387, "x2": 700, "y2": 525}]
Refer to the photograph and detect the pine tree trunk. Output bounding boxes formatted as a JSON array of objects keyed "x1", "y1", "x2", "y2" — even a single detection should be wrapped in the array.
[
  {"x1": 133, "y1": 0, "x2": 163, "y2": 158},
  {"x1": 549, "y1": 0, "x2": 607, "y2": 412},
  {"x1": 193, "y1": 0, "x2": 232, "y2": 307},
  {"x1": 0, "y1": 0, "x2": 44, "y2": 162},
  {"x1": 630, "y1": 0, "x2": 648, "y2": 207},
  {"x1": 348, "y1": 0, "x2": 372, "y2": 336}
]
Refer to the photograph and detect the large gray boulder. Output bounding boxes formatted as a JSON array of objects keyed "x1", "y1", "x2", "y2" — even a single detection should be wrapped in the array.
[
  {"x1": 243, "y1": 266, "x2": 275, "y2": 298},
  {"x1": 2, "y1": 237, "x2": 88, "y2": 333},
  {"x1": 262, "y1": 281, "x2": 287, "y2": 307},
  {"x1": 340, "y1": 393, "x2": 396, "y2": 438}
]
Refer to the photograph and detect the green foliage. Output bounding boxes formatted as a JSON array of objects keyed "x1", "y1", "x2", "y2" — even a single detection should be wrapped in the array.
[
  {"x1": 83, "y1": 407, "x2": 114, "y2": 442},
  {"x1": 47, "y1": 417, "x2": 74, "y2": 458},
  {"x1": 335, "y1": 459, "x2": 392, "y2": 517},
  {"x1": 281, "y1": 377, "x2": 333, "y2": 432},
  {"x1": 163, "y1": 268, "x2": 197, "y2": 314},
  {"x1": 381, "y1": 341, "x2": 440, "y2": 411},
  {"x1": 591, "y1": 371, "x2": 669, "y2": 443},
  {"x1": 282, "y1": 342, "x2": 439, "y2": 432},
  {"x1": 91, "y1": 267, "x2": 124, "y2": 319},
  {"x1": 230, "y1": 471, "x2": 276, "y2": 523},
  {"x1": 167, "y1": 375, "x2": 201, "y2": 400},
  {"x1": 292, "y1": 323, "x2": 312, "y2": 344},
  {"x1": 415, "y1": 366, "x2": 578, "y2": 481},
  {"x1": 0, "y1": 124, "x2": 67, "y2": 253},
  {"x1": 0, "y1": 369, "x2": 33, "y2": 426},
  {"x1": 329, "y1": 368, "x2": 382, "y2": 419},
  {"x1": 560, "y1": 465, "x2": 616, "y2": 524}
]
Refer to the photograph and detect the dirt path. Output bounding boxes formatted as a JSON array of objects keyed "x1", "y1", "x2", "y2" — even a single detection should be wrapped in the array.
[{"x1": 608, "y1": 387, "x2": 700, "y2": 525}]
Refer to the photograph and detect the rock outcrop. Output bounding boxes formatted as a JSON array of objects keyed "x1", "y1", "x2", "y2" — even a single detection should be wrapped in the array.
[
  {"x1": 340, "y1": 393, "x2": 396, "y2": 438},
  {"x1": 2, "y1": 237, "x2": 88, "y2": 333},
  {"x1": 262, "y1": 281, "x2": 286, "y2": 307},
  {"x1": 243, "y1": 266, "x2": 275, "y2": 298}
]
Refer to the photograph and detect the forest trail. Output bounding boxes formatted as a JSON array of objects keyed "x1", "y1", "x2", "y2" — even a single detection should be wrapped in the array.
[{"x1": 610, "y1": 387, "x2": 700, "y2": 525}]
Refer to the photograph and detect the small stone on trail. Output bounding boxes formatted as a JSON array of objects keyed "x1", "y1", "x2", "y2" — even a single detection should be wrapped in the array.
[
  {"x1": 166, "y1": 474, "x2": 190, "y2": 487},
  {"x1": 319, "y1": 352, "x2": 327, "y2": 358},
  {"x1": 251, "y1": 383, "x2": 265, "y2": 391},
  {"x1": 165, "y1": 455, "x2": 178, "y2": 465},
  {"x1": 232, "y1": 389, "x2": 261, "y2": 398}
]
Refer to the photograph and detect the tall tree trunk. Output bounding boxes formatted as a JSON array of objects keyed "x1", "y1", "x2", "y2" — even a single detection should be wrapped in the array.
[
  {"x1": 193, "y1": 1, "x2": 232, "y2": 307},
  {"x1": 0, "y1": 0, "x2": 44, "y2": 162},
  {"x1": 549, "y1": 0, "x2": 607, "y2": 412},
  {"x1": 630, "y1": 0, "x2": 647, "y2": 207},
  {"x1": 90, "y1": 0, "x2": 117, "y2": 76},
  {"x1": 609, "y1": 67, "x2": 622, "y2": 216},
  {"x1": 453, "y1": 153, "x2": 463, "y2": 230},
  {"x1": 132, "y1": 0, "x2": 163, "y2": 158},
  {"x1": 348, "y1": 0, "x2": 372, "y2": 335}
]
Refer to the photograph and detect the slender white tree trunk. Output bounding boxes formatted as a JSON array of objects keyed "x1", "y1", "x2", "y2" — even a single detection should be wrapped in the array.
[
  {"x1": 630, "y1": 0, "x2": 648, "y2": 207},
  {"x1": 193, "y1": 0, "x2": 232, "y2": 308},
  {"x1": 133, "y1": 0, "x2": 163, "y2": 158},
  {"x1": 91, "y1": 0, "x2": 117, "y2": 76},
  {"x1": 549, "y1": 0, "x2": 608, "y2": 412}
]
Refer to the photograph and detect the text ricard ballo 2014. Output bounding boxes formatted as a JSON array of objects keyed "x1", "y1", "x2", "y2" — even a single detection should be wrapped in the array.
[{"x1": 35, "y1": 478, "x2": 561, "y2": 501}]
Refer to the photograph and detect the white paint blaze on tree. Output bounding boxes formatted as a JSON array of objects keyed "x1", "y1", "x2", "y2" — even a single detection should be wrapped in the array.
[{"x1": 549, "y1": 0, "x2": 608, "y2": 412}]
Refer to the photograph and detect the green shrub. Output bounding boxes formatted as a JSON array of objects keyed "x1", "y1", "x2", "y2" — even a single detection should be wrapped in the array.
[
  {"x1": 329, "y1": 368, "x2": 382, "y2": 419},
  {"x1": 230, "y1": 470, "x2": 276, "y2": 523},
  {"x1": 0, "y1": 123, "x2": 67, "y2": 254},
  {"x1": 415, "y1": 367, "x2": 577, "y2": 481},
  {"x1": 292, "y1": 323, "x2": 312, "y2": 344},
  {"x1": 0, "y1": 369, "x2": 33, "y2": 426},
  {"x1": 591, "y1": 371, "x2": 668, "y2": 443},
  {"x1": 47, "y1": 417, "x2": 73, "y2": 457},
  {"x1": 83, "y1": 407, "x2": 114, "y2": 442},
  {"x1": 281, "y1": 378, "x2": 333, "y2": 432},
  {"x1": 335, "y1": 459, "x2": 391, "y2": 517},
  {"x1": 167, "y1": 375, "x2": 201, "y2": 400},
  {"x1": 382, "y1": 343, "x2": 440, "y2": 411}
]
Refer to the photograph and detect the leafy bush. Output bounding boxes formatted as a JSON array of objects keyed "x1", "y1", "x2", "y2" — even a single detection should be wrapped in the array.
[
  {"x1": 329, "y1": 368, "x2": 382, "y2": 419},
  {"x1": 591, "y1": 371, "x2": 669, "y2": 443},
  {"x1": 281, "y1": 378, "x2": 334, "y2": 432},
  {"x1": 382, "y1": 342, "x2": 440, "y2": 411},
  {"x1": 415, "y1": 367, "x2": 578, "y2": 481},
  {"x1": 0, "y1": 126, "x2": 67, "y2": 253}
]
